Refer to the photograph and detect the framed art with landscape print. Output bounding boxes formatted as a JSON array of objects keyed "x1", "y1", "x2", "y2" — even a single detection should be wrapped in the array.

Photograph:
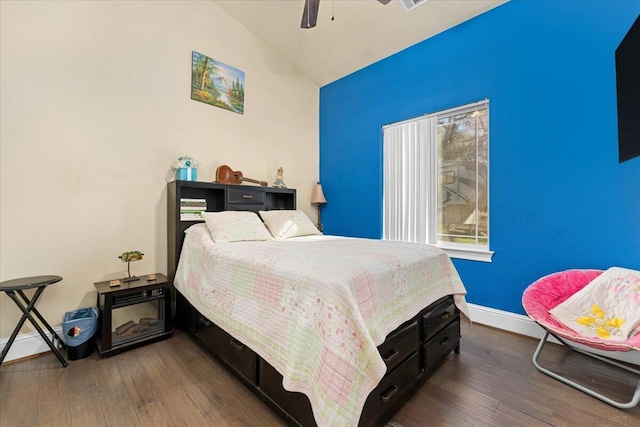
[{"x1": 191, "y1": 51, "x2": 245, "y2": 114}]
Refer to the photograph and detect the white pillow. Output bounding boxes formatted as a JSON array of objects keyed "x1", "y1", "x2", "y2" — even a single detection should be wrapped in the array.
[
  {"x1": 201, "y1": 211, "x2": 273, "y2": 243},
  {"x1": 259, "y1": 210, "x2": 322, "y2": 240}
]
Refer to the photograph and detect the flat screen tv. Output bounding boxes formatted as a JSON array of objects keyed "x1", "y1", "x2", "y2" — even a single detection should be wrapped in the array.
[{"x1": 616, "y1": 14, "x2": 640, "y2": 163}]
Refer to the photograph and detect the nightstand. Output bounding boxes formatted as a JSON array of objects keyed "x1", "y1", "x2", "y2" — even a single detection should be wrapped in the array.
[{"x1": 94, "y1": 273, "x2": 172, "y2": 357}]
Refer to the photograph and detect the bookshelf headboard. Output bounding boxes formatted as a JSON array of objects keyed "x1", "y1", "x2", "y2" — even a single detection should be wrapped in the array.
[{"x1": 167, "y1": 181, "x2": 296, "y2": 280}]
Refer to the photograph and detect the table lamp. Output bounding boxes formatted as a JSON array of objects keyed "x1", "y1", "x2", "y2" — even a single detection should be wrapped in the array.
[
  {"x1": 118, "y1": 251, "x2": 144, "y2": 283},
  {"x1": 311, "y1": 182, "x2": 327, "y2": 232}
]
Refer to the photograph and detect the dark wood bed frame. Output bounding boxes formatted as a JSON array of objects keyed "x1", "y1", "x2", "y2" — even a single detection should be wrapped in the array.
[{"x1": 167, "y1": 180, "x2": 461, "y2": 427}]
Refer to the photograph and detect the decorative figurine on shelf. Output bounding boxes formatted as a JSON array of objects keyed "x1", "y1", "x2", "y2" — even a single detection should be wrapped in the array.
[
  {"x1": 118, "y1": 251, "x2": 144, "y2": 283},
  {"x1": 272, "y1": 166, "x2": 287, "y2": 188},
  {"x1": 172, "y1": 156, "x2": 199, "y2": 181}
]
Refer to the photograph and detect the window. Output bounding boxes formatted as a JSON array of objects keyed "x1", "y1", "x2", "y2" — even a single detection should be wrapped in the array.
[{"x1": 383, "y1": 100, "x2": 493, "y2": 262}]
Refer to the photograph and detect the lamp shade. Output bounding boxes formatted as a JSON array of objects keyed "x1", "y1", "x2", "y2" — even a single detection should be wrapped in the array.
[{"x1": 311, "y1": 182, "x2": 327, "y2": 204}]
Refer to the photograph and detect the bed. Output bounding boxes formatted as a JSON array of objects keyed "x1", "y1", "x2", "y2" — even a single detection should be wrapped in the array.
[{"x1": 167, "y1": 181, "x2": 470, "y2": 427}]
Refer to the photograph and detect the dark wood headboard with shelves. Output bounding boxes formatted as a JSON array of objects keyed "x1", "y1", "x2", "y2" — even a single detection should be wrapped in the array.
[{"x1": 167, "y1": 180, "x2": 296, "y2": 280}]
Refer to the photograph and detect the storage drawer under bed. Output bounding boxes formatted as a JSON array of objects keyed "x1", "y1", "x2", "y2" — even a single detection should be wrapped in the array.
[
  {"x1": 176, "y1": 292, "x2": 258, "y2": 384},
  {"x1": 422, "y1": 296, "x2": 459, "y2": 341},
  {"x1": 194, "y1": 315, "x2": 258, "y2": 383},
  {"x1": 359, "y1": 352, "x2": 421, "y2": 426},
  {"x1": 258, "y1": 359, "x2": 317, "y2": 426},
  {"x1": 377, "y1": 320, "x2": 419, "y2": 373},
  {"x1": 422, "y1": 318, "x2": 460, "y2": 374}
]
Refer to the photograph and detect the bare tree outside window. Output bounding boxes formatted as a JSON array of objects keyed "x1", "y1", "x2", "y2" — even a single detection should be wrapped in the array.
[{"x1": 437, "y1": 108, "x2": 488, "y2": 245}]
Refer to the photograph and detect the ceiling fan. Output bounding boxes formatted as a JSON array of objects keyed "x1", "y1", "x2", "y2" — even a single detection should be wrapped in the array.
[{"x1": 301, "y1": 0, "x2": 392, "y2": 29}]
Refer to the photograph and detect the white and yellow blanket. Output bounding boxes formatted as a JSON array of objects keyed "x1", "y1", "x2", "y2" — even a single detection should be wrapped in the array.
[
  {"x1": 174, "y1": 224, "x2": 469, "y2": 427},
  {"x1": 550, "y1": 267, "x2": 640, "y2": 341}
]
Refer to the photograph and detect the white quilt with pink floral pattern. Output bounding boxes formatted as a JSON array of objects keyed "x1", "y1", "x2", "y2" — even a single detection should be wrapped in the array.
[{"x1": 174, "y1": 224, "x2": 469, "y2": 427}]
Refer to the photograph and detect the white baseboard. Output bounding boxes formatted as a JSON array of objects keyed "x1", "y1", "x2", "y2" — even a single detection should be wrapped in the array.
[
  {"x1": 0, "y1": 326, "x2": 64, "y2": 364},
  {"x1": 467, "y1": 303, "x2": 640, "y2": 365},
  {"x1": 2, "y1": 304, "x2": 639, "y2": 366}
]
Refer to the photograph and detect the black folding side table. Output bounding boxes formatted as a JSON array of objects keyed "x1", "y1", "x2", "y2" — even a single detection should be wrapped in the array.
[{"x1": 0, "y1": 275, "x2": 68, "y2": 367}]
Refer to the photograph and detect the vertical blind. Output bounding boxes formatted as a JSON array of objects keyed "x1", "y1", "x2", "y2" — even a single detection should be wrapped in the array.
[{"x1": 382, "y1": 116, "x2": 437, "y2": 244}]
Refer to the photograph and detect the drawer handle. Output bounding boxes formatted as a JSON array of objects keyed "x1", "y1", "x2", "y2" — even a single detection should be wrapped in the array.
[
  {"x1": 242, "y1": 195, "x2": 254, "y2": 199},
  {"x1": 440, "y1": 337, "x2": 451, "y2": 347},
  {"x1": 230, "y1": 338, "x2": 244, "y2": 351},
  {"x1": 199, "y1": 317, "x2": 211, "y2": 327},
  {"x1": 382, "y1": 349, "x2": 400, "y2": 364},
  {"x1": 440, "y1": 311, "x2": 451, "y2": 321},
  {"x1": 380, "y1": 385, "x2": 398, "y2": 403}
]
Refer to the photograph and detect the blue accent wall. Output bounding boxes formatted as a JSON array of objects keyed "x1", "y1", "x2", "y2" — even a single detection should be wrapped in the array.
[{"x1": 319, "y1": 1, "x2": 640, "y2": 314}]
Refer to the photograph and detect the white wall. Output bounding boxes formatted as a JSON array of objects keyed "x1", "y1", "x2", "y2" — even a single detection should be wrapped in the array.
[{"x1": 0, "y1": 0, "x2": 319, "y2": 340}]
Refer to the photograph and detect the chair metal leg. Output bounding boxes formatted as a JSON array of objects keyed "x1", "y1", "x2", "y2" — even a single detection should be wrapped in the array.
[{"x1": 532, "y1": 330, "x2": 640, "y2": 409}]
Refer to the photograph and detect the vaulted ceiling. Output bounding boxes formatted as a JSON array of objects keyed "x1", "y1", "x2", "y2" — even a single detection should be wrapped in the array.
[{"x1": 214, "y1": 0, "x2": 508, "y2": 86}]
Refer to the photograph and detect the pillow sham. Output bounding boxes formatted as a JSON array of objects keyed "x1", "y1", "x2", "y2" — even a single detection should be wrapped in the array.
[
  {"x1": 201, "y1": 211, "x2": 273, "y2": 243},
  {"x1": 259, "y1": 209, "x2": 322, "y2": 240}
]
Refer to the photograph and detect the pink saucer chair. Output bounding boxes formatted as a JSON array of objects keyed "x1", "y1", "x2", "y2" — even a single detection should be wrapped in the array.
[{"x1": 522, "y1": 269, "x2": 640, "y2": 409}]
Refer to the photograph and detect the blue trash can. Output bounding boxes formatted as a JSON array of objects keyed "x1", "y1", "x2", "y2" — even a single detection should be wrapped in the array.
[{"x1": 62, "y1": 307, "x2": 99, "y2": 360}]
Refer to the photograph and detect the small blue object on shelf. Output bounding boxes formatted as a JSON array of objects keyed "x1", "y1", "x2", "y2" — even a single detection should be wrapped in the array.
[{"x1": 176, "y1": 167, "x2": 197, "y2": 181}]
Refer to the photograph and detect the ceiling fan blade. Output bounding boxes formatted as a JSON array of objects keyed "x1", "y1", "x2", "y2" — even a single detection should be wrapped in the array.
[
  {"x1": 377, "y1": 0, "x2": 392, "y2": 4},
  {"x1": 301, "y1": 0, "x2": 320, "y2": 29}
]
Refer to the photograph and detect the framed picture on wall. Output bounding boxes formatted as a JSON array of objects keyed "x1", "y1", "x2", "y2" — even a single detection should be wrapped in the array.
[{"x1": 191, "y1": 51, "x2": 245, "y2": 114}]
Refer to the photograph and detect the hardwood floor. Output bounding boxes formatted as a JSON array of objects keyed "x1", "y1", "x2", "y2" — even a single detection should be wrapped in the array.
[{"x1": 1, "y1": 323, "x2": 639, "y2": 426}]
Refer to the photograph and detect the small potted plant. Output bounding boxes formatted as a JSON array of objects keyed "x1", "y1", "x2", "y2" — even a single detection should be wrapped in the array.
[{"x1": 172, "y1": 156, "x2": 199, "y2": 181}]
